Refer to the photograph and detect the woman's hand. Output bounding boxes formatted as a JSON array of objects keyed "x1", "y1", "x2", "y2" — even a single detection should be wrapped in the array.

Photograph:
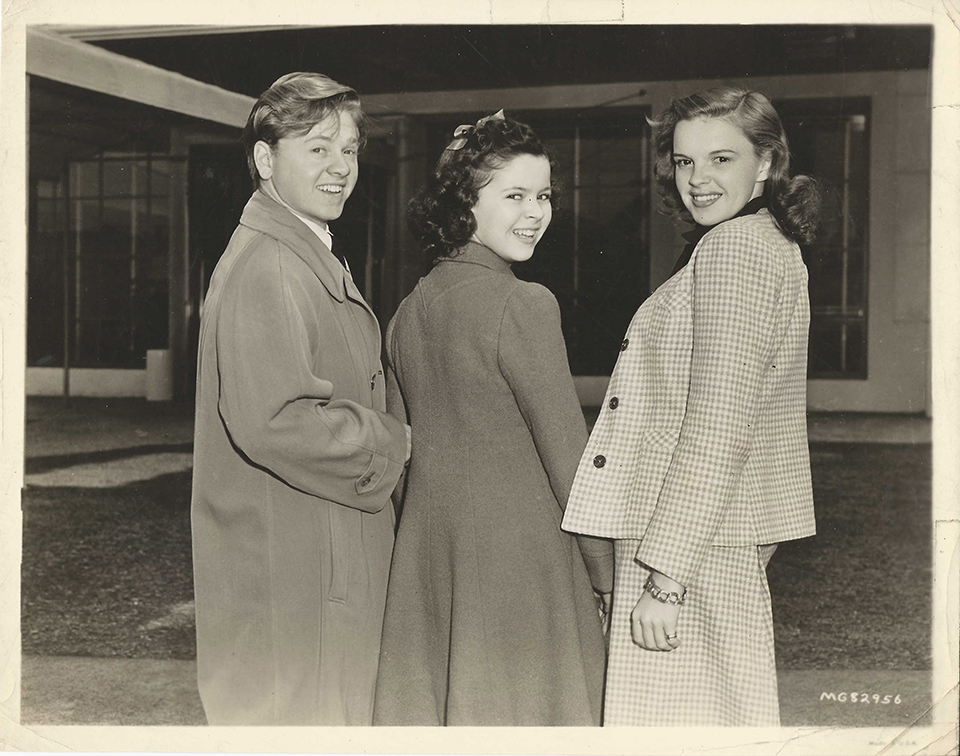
[{"x1": 630, "y1": 572, "x2": 684, "y2": 652}]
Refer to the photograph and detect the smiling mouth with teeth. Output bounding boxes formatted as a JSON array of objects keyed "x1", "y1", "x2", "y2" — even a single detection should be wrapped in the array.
[
  {"x1": 513, "y1": 229, "x2": 537, "y2": 238},
  {"x1": 318, "y1": 185, "x2": 343, "y2": 194},
  {"x1": 691, "y1": 193, "x2": 721, "y2": 204}
]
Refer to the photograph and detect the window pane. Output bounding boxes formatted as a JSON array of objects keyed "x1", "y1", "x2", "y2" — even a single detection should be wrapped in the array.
[
  {"x1": 99, "y1": 317, "x2": 129, "y2": 365},
  {"x1": 28, "y1": 186, "x2": 66, "y2": 367},
  {"x1": 145, "y1": 202, "x2": 170, "y2": 281},
  {"x1": 72, "y1": 199, "x2": 100, "y2": 237},
  {"x1": 808, "y1": 320, "x2": 867, "y2": 378},
  {"x1": 54, "y1": 155, "x2": 181, "y2": 367},
  {"x1": 846, "y1": 245, "x2": 867, "y2": 312},
  {"x1": 777, "y1": 98, "x2": 871, "y2": 379},
  {"x1": 76, "y1": 255, "x2": 101, "y2": 320},
  {"x1": 75, "y1": 319, "x2": 101, "y2": 365},
  {"x1": 103, "y1": 161, "x2": 132, "y2": 197},
  {"x1": 37, "y1": 179, "x2": 63, "y2": 199},
  {"x1": 521, "y1": 118, "x2": 649, "y2": 376},
  {"x1": 845, "y1": 183, "x2": 869, "y2": 249},
  {"x1": 133, "y1": 160, "x2": 151, "y2": 195},
  {"x1": 151, "y1": 161, "x2": 172, "y2": 196},
  {"x1": 36, "y1": 199, "x2": 60, "y2": 235},
  {"x1": 847, "y1": 119, "x2": 870, "y2": 182},
  {"x1": 70, "y1": 162, "x2": 100, "y2": 198},
  {"x1": 135, "y1": 278, "x2": 169, "y2": 356}
]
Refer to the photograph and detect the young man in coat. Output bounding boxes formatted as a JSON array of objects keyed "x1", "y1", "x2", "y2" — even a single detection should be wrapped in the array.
[{"x1": 190, "y1": 72, "x2": 410, "y2": 726}]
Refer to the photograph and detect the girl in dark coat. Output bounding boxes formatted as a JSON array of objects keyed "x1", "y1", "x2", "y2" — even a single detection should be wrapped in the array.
[{"x1": 374, "y1": 113, "x2": 613, "y2": 726}]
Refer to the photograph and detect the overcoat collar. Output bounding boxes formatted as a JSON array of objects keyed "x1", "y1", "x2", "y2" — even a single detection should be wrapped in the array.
[
  {"x1": 239, "y1": 190, "x2": 355, "y2": 304},
  {"x1": 439, "y1": 241, "x2": 515, "y2": 276}
]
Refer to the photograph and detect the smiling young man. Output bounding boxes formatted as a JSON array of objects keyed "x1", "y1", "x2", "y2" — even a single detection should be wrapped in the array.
[{"x1": 190, "y1": 73, "x2": 410, "y2": 726}]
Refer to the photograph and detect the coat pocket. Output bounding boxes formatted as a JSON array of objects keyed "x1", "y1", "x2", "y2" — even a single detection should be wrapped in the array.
[
  {"x1": 325, "y1": 505, "x2": 350, "y2": 604},
  {"x1": 622, "y1": 430, "x2": 679, "y2": 533}
]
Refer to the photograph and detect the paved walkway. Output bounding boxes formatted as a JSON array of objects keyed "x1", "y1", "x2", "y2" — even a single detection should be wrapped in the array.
[
  {"x1": 805, "y1": 412, "x2": 932, "y2": 444},
  {"x1": 20, "y1": 655, "x2": 931, "y2": 728}
]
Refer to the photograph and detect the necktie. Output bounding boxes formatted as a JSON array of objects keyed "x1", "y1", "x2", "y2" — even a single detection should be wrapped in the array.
[{"x1": 329, "y1": 236, "x2": 348, "y2": 269}]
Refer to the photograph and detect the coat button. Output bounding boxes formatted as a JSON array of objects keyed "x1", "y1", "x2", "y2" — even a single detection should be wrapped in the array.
[
  {"x1": 359, "y1": 474, "x2": 373, "y2": 487},
  {"x1": 609, "y1": 397, "x2": 619, "y2": 410},
  {"x1": 593, "y1": 455, "x2": 606, "y2": 468},
  {"x1": 620, "y1": 338, "x2": 629, "y2": 351}
]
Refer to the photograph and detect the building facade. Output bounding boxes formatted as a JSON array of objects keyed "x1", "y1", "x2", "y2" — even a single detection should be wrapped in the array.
[{"x1": 24, "y1": 27, "x2": 931, "y2": 414}]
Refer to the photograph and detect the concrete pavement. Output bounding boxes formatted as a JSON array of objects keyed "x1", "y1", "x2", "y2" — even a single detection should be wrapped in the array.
[{"x1": 21, "y1": 655, "x2": 931, "y2": 727}]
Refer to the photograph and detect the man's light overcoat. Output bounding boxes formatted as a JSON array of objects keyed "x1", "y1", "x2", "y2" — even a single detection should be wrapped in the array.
[{"x1": 191, "y1": 190, "x2": 407, "y2": 725}]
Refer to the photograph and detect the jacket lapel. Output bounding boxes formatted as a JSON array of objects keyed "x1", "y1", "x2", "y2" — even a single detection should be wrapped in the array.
[
  {"x1": 238, "y1": 191, "x2": 383, "y2": 368},
  {"x1": 239, "y1": 190, "x2": 348, "y2": 304}
]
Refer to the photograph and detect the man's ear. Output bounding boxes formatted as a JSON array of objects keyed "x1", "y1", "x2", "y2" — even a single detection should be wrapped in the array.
[{"x1": 253, "y1": 141, "x2": 274, "y2": 182}]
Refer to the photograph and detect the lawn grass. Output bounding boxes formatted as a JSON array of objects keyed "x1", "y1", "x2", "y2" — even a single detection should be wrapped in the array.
[
  {"x1": 22, "y1": 441, "x2": 931, "y2": 671},
  {"x1": 21, "y1": 470, "x2": 197, "y2": 660},
  {"x1": 768, "y1": 442, "x2": 931, "y2": 671}
]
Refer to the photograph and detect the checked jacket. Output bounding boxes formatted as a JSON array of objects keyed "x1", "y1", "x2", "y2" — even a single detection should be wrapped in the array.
[{"x1": 562, "y1": 209, "x2": 816, "y2": 588}]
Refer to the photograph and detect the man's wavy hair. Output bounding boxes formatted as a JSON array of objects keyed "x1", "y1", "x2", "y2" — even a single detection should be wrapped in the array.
[
  {"x1": 242, "y1": 72, "x2": 367, "y2": 186},
  {"x1": 408, "y1": 115, "x2": 559, "y2": 266},
  {"x1": 649, "y1": 86, "x2": 823, "y2": 245}
]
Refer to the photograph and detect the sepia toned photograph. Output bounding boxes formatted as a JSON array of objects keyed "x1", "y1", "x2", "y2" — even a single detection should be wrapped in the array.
[{"x1": 1, "y1": 2, "x2": 957, "y2": 754}]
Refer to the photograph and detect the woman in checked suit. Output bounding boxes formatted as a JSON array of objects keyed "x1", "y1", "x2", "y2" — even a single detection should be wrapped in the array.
[{"x1": 562, "y1": 87, "x2": 824, "y2": 726}]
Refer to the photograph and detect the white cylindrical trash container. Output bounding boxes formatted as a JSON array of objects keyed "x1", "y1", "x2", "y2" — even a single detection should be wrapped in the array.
[{"x1": 146, "y1": 349, "x2": 174, "y2": 401}]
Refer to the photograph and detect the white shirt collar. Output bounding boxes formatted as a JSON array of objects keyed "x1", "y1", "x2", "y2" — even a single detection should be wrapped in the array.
[{"x1": 289, "y1": 210, "x2": 334, "y2": 252}]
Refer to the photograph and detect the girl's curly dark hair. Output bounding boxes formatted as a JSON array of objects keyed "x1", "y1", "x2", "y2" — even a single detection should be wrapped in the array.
[
  {"x1": 649, "y1": 86, "x2": 824, "y2": 246},
  {"x1": 408, "y1": 115, "x2": 559, "y2": 266}
]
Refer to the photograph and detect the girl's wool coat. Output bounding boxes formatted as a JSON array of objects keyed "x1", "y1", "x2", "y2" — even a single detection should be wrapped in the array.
[
  {"x1": 374, "y1": 243, "x2": 612, "y2": 726},
  {"x1": 191, "y1": 191, "x2": 407, "y2": 725}
]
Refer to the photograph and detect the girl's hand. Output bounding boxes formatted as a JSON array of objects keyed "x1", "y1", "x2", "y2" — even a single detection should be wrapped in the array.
[{"x1": 630, "y1": 572, "x2": 683, "y2": 652}]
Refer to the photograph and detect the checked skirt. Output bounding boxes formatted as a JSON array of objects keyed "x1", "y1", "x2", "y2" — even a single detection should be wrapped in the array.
[{"x1": 604, "y1": 540, "x2": 780, "y2": 726}]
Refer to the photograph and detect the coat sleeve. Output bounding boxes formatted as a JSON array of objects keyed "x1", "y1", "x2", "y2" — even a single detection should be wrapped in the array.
[
  {"x1": 498, "y1": 282, "x2": 614, "y2": 593},
  {"x1": 635, "y1": 224, "x2": 785, "y2": 587},
  {"x1": 384, "y1": 315, "x2": 410, "y2": 518},
  {"x1": 215, "y1": 238, "x2": 407, "y2": 513}
]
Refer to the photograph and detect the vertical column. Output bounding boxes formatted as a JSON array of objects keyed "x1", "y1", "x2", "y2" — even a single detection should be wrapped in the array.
[
  {"x1": 383, "y1": 116, "x2": 428, "y2": 323},
  {"x1": 167, "y1": 137, "x2": 190, "y2": 400}
]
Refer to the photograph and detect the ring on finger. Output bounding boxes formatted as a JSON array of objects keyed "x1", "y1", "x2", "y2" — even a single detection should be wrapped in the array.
[{"x1": 666, "y1": 633, "x2": 678, "y2": 641}]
